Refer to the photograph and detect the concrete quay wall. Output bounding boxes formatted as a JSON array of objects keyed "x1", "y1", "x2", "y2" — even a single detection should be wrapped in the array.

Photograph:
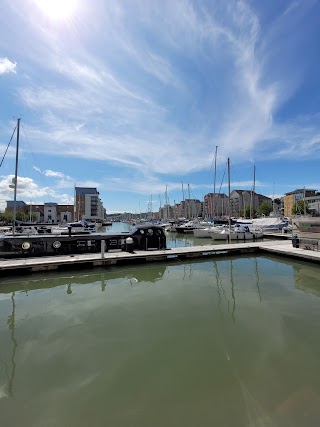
[{"x1": 1, "y1": 240, "x2": 320, "y2": 277}]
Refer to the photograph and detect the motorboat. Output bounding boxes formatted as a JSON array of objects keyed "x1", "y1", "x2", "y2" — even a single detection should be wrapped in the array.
[
  {"x1": 209, "y1": 225, "x2": 263, "y2": 240},
  {"x1": 236, "y1": 217, "x2": 289, "y2": 233},
  {"x1": 50, "y1": 221, "x2": 95, "y2": 235},
  {"x1": 0, "y1": 224, "x2": 167, "y2": 258},
  {"x1": 175, "y1": 220, "x2": 213, "y2": 234},
  {"x1": 193, "y1": 224, "x2": 227, "y2": 238}
]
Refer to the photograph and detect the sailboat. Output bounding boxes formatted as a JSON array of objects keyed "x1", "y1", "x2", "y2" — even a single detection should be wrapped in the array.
[{"x1": 209, "y1": 159, "x2": 263, "y2": 241}]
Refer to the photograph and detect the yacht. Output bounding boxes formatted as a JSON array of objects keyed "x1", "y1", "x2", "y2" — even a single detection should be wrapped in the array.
[
  {"x1": 209, "y1": 225, "x2": 263, "y2": 240},
  {"x1": 51, "y1": 221, "x2": 95, "y2": 235}
]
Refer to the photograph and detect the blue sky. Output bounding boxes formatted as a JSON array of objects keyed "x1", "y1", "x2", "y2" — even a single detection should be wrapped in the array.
[{"x1": 1, "y1": 0, "x2": 320, "y2": 214}]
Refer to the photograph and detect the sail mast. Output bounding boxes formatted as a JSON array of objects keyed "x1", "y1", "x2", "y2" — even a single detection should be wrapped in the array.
[
  {"x1": 250, "y1": 164, "x2": 256, "y2": 219},
  {"x1": 228, "y1": 158, "x2": 231, "y2": 244},
  {"x1": 213, "y1": 145, "x2": 218, "y2": 219},
  {"x1": 12, "y1": 118, "x2": 20, "y2": 235}
]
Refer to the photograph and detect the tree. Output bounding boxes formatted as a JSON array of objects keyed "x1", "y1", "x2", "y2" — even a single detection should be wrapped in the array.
[
  {"x1": 241, "y1": 205, "x2": 252, "y2": 218},
  {"x1": 292, "y1": 200, "x2": 310, "y2": 215},
  {"x1": 257, "y1": 201, "x2": 273, "y2": 217},
  {"x1": 0, "y1": 211, "x2": 13, "y2": 224}
]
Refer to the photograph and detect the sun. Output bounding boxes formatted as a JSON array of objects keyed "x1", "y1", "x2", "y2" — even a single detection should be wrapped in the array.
[{"x1": 35, "y1": 0, "x2": 77, "y2": 20}]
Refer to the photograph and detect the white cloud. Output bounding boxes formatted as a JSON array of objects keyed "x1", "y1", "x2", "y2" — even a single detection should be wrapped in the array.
[
  {"x1": 0, "y1": 57, "x2": 16, "y2": 75},
  {"x1": 1, "y1": 0, "x2": 320, "y2": 208},
  {"x1": 0, "y1": 175, "x2": 74, "y2": 211}
]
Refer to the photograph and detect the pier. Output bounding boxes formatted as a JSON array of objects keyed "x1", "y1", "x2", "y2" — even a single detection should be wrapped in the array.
[{"x1": 1, "y1": 239, "x2": 320, "y2": 276}]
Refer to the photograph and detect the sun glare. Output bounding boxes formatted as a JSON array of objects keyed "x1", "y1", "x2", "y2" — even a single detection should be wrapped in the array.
[{"x1": 35, "y1": 0, "x2": 77, "y2": 20}]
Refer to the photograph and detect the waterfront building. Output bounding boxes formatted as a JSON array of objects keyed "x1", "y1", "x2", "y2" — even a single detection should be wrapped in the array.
[
  {"x1": 229, "y1": 190, "x2": 272, "y2": 218},
  {"x1": 204, "y1": 193, "x2": 228, "y2": 217},
  {"x1": 283, "y1": 189, "x2": 318, "y2": 216},
  {"x1": 74, "y1": 187, "x2": 105, "y2": 222},
  {"x1": 178, "y1": 199, "x2": 203, "y2": 219},
  {"x1": 159, "y1": 204, "x2": 174, "y2": 221},
  {"x1": 5, "y1": 201, "x2": 74, "y2": 223}
]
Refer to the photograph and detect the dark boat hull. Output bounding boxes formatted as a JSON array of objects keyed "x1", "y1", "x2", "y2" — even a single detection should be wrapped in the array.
[{"x1": 0, "y1": 225, "x2": 167, "y2": 258}]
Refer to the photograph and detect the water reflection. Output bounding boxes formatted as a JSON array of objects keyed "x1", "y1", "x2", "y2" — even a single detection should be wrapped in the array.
[
  {"x1": 0, "y1": 264, "x2": 167, "y2": 296},
  {"x1": 0, "y1": 255, "x2": 320, "y2": 426}
]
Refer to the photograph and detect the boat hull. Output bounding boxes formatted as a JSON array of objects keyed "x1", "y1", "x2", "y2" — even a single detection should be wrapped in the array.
[
  {"x1": 210, "y1": 231, "x2": 263, "y2": 240},
  {"x1": 0, "y1": 225, "x2": 167, "y2": 258},
  {"x1": 293, "y1": 218, "x2": 320, "y2": 233}
]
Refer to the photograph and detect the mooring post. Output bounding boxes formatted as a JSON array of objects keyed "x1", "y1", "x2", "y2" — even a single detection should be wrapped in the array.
[{"x1": 101, "y1": 239, "x2": 105, "y2": 258}]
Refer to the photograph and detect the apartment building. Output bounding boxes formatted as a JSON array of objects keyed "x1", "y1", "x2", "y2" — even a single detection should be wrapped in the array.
[
  {"x1": 204, "y1": 193, "x2": 229, "y2": 217},
  {"x1": 283, "y1": 189, "x2": 318, "y2": 216},
  {"x1": 74, "y1": 187, "x2": 105, "y2": 221},
  {"x1": 229, "y1": 190, "x2": 272, "y2": 218},
  {"x1": 5, "y1": 201, "x2": 73, "y2": 223}
]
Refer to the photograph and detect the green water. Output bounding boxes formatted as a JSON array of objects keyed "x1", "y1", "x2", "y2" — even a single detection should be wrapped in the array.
[{"x1": 1, "y1": 255, "x2": 320, "y2": 426}]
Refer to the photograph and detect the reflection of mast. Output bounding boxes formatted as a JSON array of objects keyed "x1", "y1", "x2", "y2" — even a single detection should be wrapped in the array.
[
  {"x1": 254, "y1": 258, "x2": 262, "y2": 303},
  {"x1": 230, "y1": 259, "x2": 236, "y2": 323},
  {"x1": 214, "y1": 260, "x2": 222, "y2": 314},
  {"x1": 214, "y1": 260, "x2": 230, "y2": 312},
  {"x1": 7, "y1": 292, "x2": 17, "y2": 397}
]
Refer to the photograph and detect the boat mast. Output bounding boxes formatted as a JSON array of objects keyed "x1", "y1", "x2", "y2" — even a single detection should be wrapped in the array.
[
  {"x1": 181, "y1": 181, "x2": 185, "y2": 218},
  {"x1": 165, "y1": 185, "x2": 169, "y2": 220},
  {"x1": 12, "y1": 118, "x2": 20, "y2": 236},
  {"x1": 213, "y1": 145, "x2": 218, "y2": 219},
  {"x1": 228, "y1": 157, "x2": 231, "y2": 244},
  {"x1": 249, "y1": 164, "x2": 256, "y2": 219},
  {"x1": 188, "y1": 183, "x2": 191, "y2": 219}
]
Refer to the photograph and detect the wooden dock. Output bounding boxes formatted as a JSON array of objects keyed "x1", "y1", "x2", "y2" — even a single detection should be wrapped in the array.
[{"x1": 1, "y1": 239, "x2": 320, "y2": 276}]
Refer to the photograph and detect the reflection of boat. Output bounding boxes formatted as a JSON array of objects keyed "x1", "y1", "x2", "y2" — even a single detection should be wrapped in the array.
[{"x1": 0, "y1": 263, "x2": 167, "y2": 294}]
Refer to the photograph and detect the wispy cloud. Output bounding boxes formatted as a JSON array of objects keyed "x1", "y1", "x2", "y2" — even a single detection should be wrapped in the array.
[
  {"x1": 34, "y1": 166, "x2": 69, "y2": 179},
  {"x1": 1, "y1": 0, "x2": 320, "y2": 207}
]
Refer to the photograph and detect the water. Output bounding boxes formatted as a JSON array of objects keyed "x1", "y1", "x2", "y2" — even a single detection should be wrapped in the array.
[
  {"x1": 103, "y1": 221, "x2": 272, "y2": 249},
  {"x1": 1, "y1": 253, "x2": 320, "y2": 426}
]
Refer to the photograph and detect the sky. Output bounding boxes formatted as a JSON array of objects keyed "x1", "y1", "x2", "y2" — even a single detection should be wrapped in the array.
[{"x1": 1, "y1": 0, "x2": 320, "y2": 214}]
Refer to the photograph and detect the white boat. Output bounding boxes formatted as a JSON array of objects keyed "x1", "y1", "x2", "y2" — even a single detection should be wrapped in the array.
[
  {"x1": 4, "y1": 225, "x2": 39, "y2": 236},
  {"x1": 236, "y1": 217, "x2": 289, "y2": 233},
  {"x1": 51, "y1": 221, "x2": 95, "y2": 235},
  {"x1": 193, "y1": 224, "x2": 226, "y2": 238},
  {"x1": 175, "y1": 220, "x2": 213, "y2": 234},
  {"x1": 209, "y1": 225, "x2": 263, "y2": 241}
]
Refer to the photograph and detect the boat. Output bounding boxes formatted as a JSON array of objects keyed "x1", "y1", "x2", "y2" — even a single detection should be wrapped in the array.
[
  {"x1": 236, "y1": 217, "x2": 290, "y2": 233},
  {"x1": 50, "y1": 220, "x2": 95, "y2": 235},
  {"x1": 193, "y1": 224, "x2": 227, "y2": 238},
  {"x1": 209, "y1": 226, "x2": 264, "y2": 241},
  {"x1": 292, "y1": 217, "x2": 320, "y2": 233},
  {"x1": 0, "y1": 223, "x2": 167, "y2": 258},
  {"x1": 175, "y1": 220, "x2": 214, "y2": 234}
]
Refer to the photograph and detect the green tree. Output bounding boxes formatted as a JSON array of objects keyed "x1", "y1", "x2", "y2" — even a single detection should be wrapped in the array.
[
  {"x1": 257, "y1": 201, "x2": 273, "y2": 217},
  {"x1": 0, "y1": 211, "x2": 13, "y2": 224},
  {"x1": 241, "y1": 205, "x2": 252, "y2": 218},
  {"x1": 292, "y1": 200, "x2": 310, "y2": 215}
]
